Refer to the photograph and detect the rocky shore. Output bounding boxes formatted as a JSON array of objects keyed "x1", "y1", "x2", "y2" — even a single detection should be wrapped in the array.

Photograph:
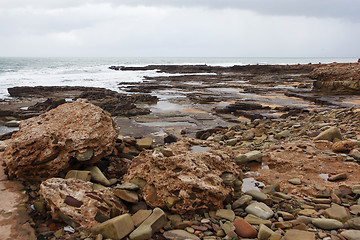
[{"x1": 0, "y1": 62, "x2": 360, "y2": 240}]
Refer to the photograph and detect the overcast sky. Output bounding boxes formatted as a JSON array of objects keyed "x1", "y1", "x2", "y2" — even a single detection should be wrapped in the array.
[{"x1": 0, "y1": 0, "x2": 359, "y2": 57}]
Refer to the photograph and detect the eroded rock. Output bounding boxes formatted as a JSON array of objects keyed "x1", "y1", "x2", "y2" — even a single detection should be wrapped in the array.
[
  {"x1": 40, "y1": 178, "x2": 127, "y2": 230},
  {"x1": 123, "y1": 138, "x2": 242, "y2": 213},
  {"x1": 2, "y1": 99, "x2": 118, "y2": 181}
]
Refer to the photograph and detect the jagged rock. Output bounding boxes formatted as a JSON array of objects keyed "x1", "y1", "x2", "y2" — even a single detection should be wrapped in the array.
[
  {"x1": 92, "y1": 214, "x2": 134, "y2": 240},
  {"x1": 87, "y1": 166, "x2": 111, "y2": 186},
  {"x1": 123, "y1": 138, "x2": 242, "y2": 213},
  {"x1": 39, "y1": 178, "x2": 127, "y2": 230},
  {"x1": 310, "y1": 63, "x2": 360, "y2": 92},
  {"x1": 2, "y1": 99, "x2": 118, "y2": 181}
]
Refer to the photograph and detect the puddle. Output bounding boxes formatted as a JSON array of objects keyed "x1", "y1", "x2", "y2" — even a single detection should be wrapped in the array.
[
  {"x1": 241, "y1": 177, "x2": 265, "y2": 192},
  {"x1": 0, "y1": 126, "x2": 18, "y2": 135},
  {"x1": 190, "y1": 145, "x2": 212, "y2": 152},
  {"x1": 151, "y1": 100, "x2": 184, "y2": 112},
  {"x1": 319, "y1": 173, "x2": 329, "y2": 181},
  {"x1": 138, "y1": 121, "x2": 196, "y2": 127}
]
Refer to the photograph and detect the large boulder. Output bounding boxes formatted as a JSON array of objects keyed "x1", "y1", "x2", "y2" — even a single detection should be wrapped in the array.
[
  {"x1": 310, "y1": 62, "x2": 360, "y2": 92},
  {"x1": 40, "y1": 178, "x2": 127, "y2": 230},
  {"x1": 123, "y1": 138, "x2": 242, "y2": 214},
  {"x1": 2, "y1": 99, "x2": 118, "y2": 181}
]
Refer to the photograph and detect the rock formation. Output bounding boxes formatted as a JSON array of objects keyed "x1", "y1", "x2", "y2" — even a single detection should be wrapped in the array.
[
  {"x1": 39, "y1": 178, "x2": 127, "y2": 230},
  {"x1": 123, "y1": 138, "x2": 243, "y2": 213},
  {"x1": 2, "y1": 99, "x2": 118, "y2": 181},
  {"x1": 310, "y1": 63, "x2": 360, "y2": 92}
]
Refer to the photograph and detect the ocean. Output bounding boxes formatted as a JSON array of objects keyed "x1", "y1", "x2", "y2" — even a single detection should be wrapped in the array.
[{"x1": 0, "y1": 57, "x2": 357, "y2": 99}]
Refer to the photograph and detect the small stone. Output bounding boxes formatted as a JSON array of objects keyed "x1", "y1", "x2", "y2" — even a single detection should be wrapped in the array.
[
  {"x1": 346, "y1": 217, "x2": 360, "y2": 230},
  {"x1": 244, "y1": 214, "x2": 272, "y2": 226},
  {"x1": 332, "y1": 140, "x2": 356, "y2": 153},
  {"x1": 341, "y1": 230, "x2": 360, "y2": 240},
  {"x1": 220, "y1": 221, "x2": 236, "y2": 238},
  {"x1": 137, "y1": 138, "x2": 153, "y2": 149},
  {"x1": 185, "y1": 227, "x2": 195, "y2": 233},
  {"x1": 269, "y1": 233, "x2": 282, "y2": 240},
  {"x1": 298, "y1": 209, "x2": 316, "y2": 216},
  {"x1": 114, "y1": 189, "x2": 138, "y2": 203},
  {"x1": 76, "y1": 148, "x2": 94, "y2": 161},
  {"x1": 166, "y1": 196, "x2": 180, "y2": 208},
  {"x1": 232, "y1": 195, "x2": 252, "y2": 209},
  {"x1": 324, "y1": 204, "x2": 351, "y2": 222},
  {"x1": 245, "y1": 190, "x2": 268, "y2": 201},
  {"x1": 215, "y1": 209, "x2": 235, "y2": 221},
  {"x1": 352, "y1": 185, "x2": 360, "y2": 194},
  {"x1": 235, "y1": 150, "x2": 262, "y2": 164},
  {"x1": 87, "y1": 166, "x2": 111, "y2": 186},
  {"x1": 92, "y1": 213, "x2": 134, "y2": 240},
  {"x1": 276, "y1": 211, "x2": 295, "y2": 220},
  {"x1": 284, "y1": 229, "x2": 315, "y2": 240},
  {"x1": 288, "y1": 178, "x2": 302, "y2": 185},
  {"x1": 245, "y1": 202, "x2": 274, "y2": 219},
  {"x1": 132, "y1": 210, "x2": 152, "y2": 227},
  {"x1": 233, "y1": 217, "x2": 257, "y2": 238},
  {"x1": 163, "y1": 230, "x2": 200, "y2": 240},
  {"x1": 167, "y1": 214, "x2": 182, "y2": 226},
  {"x1": 64, "y1": 195, "x2": 83, "y2": 208},
  {"x1": 258, "y1": 224, "x2": 273, "y2": 240},
  {"x1": 311, "y1": 218, "x2": 343, "y2": 230},
  {"x1": 328, "y1": 173, "x2": 348, "y2": 181},
  {"x1": 350, "y1": 205, "x2": 360, "y2": 215},
  {"x1": 129, "y1": 208, "x2": 167, "y2": 240},
  {"x1": 312, "y1": 198, "x2": 331, "y2": 204},
  {"x1": 313, "y1": 127, "x2": 342, "y2": 142},
  {"x1": 65, "y1": 170, "x2": 92, "y2": 181}
]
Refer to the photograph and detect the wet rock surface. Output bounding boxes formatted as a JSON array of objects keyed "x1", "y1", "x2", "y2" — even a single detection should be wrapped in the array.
[{"x1": 2, "y1": 99, "x2": 118, "y2": 181}]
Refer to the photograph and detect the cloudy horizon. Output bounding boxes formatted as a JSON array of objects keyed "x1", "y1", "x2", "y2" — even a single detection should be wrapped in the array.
[{"x1": 1, "y1": 0, "x2": 359, "y2": 57}]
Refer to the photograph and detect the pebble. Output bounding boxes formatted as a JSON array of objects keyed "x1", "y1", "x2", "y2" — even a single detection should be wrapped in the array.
[
  {"x1": 324, "y1": 204, "x2": 351, "y2": 222},
  {"x1": 328, "y1": 173, "x2": 348, "y2": 181},
  {"x1": 340, "y1": 230, "x2": 360, "y2": 240},
  {"x1": 288, "y1": 178, "x2": 302, "y2": 185},
  {"x1": 258, "y1": 224, "x2": 274, "y2": 240},
  {"x1": 215, "y1": 209, "x2": 235, "y2": 221},
  {"x1": 233, "y1": 217, "x2": 257, "y2": 238},
  {"x1": 311, "y1": 218, "x2": 344, "y2": 230},
  {"x1": 245, "y1": 190, "x2": 268, "y2": 201},
  {"x1": 284, "y1": 229, "x2": 315, "y2": 240},
  {"x1": 245, "y1": 202, "x2": 274, "y2": 219},
  {"x1": 232, "y1": 195, "x2": 252, "y2": 209}
]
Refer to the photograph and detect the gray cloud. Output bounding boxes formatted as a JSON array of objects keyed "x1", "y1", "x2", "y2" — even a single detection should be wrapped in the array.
[
  {"x1": 1, "y1": 0, "x2": 359, "y2": 21},
  {"x1": 0, "y1": 1, "x2": 359, "y2": 57}
]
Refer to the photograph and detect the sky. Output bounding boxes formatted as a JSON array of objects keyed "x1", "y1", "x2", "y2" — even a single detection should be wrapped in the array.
[{"x1": 0, "y1": 0, "x2": 359, "y2": 57}]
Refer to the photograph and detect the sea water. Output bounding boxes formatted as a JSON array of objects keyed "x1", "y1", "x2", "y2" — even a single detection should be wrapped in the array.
[{"x1": 0, "y1": 57, "x2": 357, "y2": 99}]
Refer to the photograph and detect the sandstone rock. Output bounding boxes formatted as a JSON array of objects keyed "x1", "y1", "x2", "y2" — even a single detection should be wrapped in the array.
[
  {"x1": 245, "y1": 202, "x2": 274, "y2": 219},
  {"x1": 324, "y1": 204, "x2": 351, "y2": 222},
  {"x1": 40, "y1": 178, "x2": 127, "y2": 229},
  {"x1": 352, "y1": 185, "x2": 360, "y2": 194},
  {"x1": 92, "y1": 214, "x2": 134, "y2": 240},
  {"x1": 328, "y1": 173, "x2": 347, "y2": 181},
  {"x1": 313, "y1": 127, "x2": 342, "y2": 142},
  {"x1": 2, "y1": 99, "x2": 118, "y2": 181},
  {"x1": 215, "y1": 209, "x2": 235, "y2": 221},
  {"x1": 244, "y1": 214, "x2": 272, "y2": 226},
  {"x1": 245, "y1": 190, "x2": 268, "y2": 201},
  {"x1": 114, "y1": 189, "x2": 139, "y2": 203},
  {"x1": 288, "y1": 178, "x2": 302, "y2": 185},
  {"x1": 310, "y1": 63, "x2": 360, "y2": 92},
  {"x1": 129, "y1": 207, "x2": 167, "y2": 240},
  {"x1": 233, "y1": 217, "x2": 257, "y2": 238},
  {"x1": 311, "y1": 218, "x2": 343, "y2": 230},
  {"x1": 332, "y1": 140, "x2": 357, "y2": 152},
  {"x1": 163, "y1": 230, "x2": 200, "y2": 240},
  {"x1": 235, "y1": 150, "x2": 262, "y2": 164},
  {"x1": 341, "y1": 230, "x2": 360, "y2": 240},
  {"x1": 346, "y1": 217, "x2": 360, "y2": 230},
  {"x1": 132, "y1": 210, "x2": 152, "y2": 227},
  {"x1": 284, "y1": 229, "x2": 315, "y2": 240},
  {"x1": 232, "y1": 195, "x2": 252, "y2": 209},
  {"x1": 137, "y1": 137, "x2": 153, "y2": 149},
  {"x1": 123, "y1": 138, "x2": 242, "y2": 213},
  {"x1": 87, "y1": 166, "x2": 111, "y2": 186},
  {"x1": 258, "y1": 224, "x2": 273, "y2": 240},
  {"x1": 65, "y1": 170, "x2": 92, "y2": 181}
]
